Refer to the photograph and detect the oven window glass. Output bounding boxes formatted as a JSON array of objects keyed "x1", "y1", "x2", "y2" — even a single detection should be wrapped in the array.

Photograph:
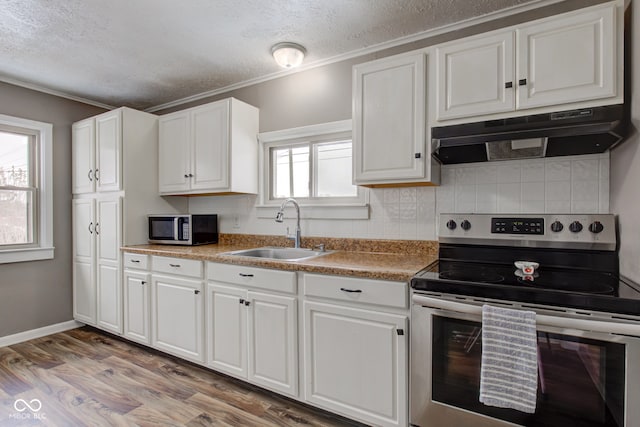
[
  {"x1": 432, "y1": 316, "x2": 625, "y2": 427},
  {"x1": 149, "y1": 218, "x2": 175, "y2": 240}
]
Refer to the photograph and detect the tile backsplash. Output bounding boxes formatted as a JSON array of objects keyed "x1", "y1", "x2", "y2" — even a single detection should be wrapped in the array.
[{"x1": 189, "y1": 153, "x2": 610, "y2": 242}]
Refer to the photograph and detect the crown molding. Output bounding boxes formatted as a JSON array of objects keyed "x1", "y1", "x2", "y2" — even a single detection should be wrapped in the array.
[
  {"x1": 0, "y1": 75, "x2": 116, "y2": 110},
  {"x1": 146, "y1": 0, "x2": 563, "y2": 113}
]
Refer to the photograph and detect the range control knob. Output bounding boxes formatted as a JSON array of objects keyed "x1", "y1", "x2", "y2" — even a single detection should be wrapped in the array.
[
  {"x1": 589, "y1": 221, "x2": 604, "y2": 234},
  {"x1": 461, "y1": 220, "x2": 471, "y2": 231},
  {"x1": 569, "y1": 221, "x2": 583, "y2": 233},
  {"x1": 446, "y1": 220, "x2": 457, "y2": 230},
  {"x1": 550, "y1": 221, "x2": 564, "y2": 232}
]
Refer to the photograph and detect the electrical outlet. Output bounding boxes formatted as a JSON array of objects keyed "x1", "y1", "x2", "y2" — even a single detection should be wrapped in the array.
[{"x1": 232, "y1": 215, "x2": 241, "y2": 230}]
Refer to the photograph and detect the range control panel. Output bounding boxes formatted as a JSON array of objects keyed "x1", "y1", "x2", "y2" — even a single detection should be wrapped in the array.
[
  {"x1": 439, "y1": 214, "x2": 616, "y2": 250},
  {"x1": 491, "y1": 218, "x2": 544, "y2": 235}
]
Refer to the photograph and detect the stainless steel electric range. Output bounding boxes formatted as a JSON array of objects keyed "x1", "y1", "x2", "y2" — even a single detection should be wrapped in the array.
[{"x1": 410, "y1": 214, "x2": 640, "y2": 427}]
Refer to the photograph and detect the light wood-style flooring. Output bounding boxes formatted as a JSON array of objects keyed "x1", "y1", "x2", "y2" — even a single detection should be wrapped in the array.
[{"x1": 0, "y1": 327, "x2": 361, "y2": 426}]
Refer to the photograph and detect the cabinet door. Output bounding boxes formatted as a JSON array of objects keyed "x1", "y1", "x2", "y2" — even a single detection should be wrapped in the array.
[
  {"x1": 124, "y1": 270, "x2": 151, "y2": 345},
  {"x1": 152, "y1": 275, "x2": 204, "y2": 362},
  {"x1": 353, "y1": 53, "x2": 426, "y2": 183},
  {"x1": 304, "y1": 301, "x2": 407, "y2": 427},
  {"x1": 436, "y1": 30, "x2": 515, "y2": 120},
  {"x1": 191, "y1": 101, "x2": 230, "y2": 191},
  {"x1": 158, "y1": 112, "x2": 191, "y2": 193},
  {"x1": 517, "y1": 3, "x2": 616, "y2": 110},
  {"x1": 71, "y1": 119, "x2": 95, "y2": 194},
  {"x1": 95, "y1": 110, "x2": 122, "y2": 192},
  {"x1": 207, "y1": 283, "x2": 247, "y2": 378},
  {"x1": 95, "y1": 197, "x2": 122, "y2": 333},
  {"x1": 247, "y1": 291, "x2": 297, "y2": 397},
  {"x1": 72, "y1": 199, "x2": 95, "y2": 324}
]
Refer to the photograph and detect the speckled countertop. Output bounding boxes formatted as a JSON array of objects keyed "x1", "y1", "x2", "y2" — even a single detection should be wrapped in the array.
[{"x1": 122, "y1": 234, "x2": 438, "y2": 282}]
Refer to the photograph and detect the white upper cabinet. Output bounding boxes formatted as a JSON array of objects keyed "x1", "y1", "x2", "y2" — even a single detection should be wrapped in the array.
[
  {"x1": 95, "y1": 111, "x2": 122, "y2": 192},
  {"x1": 516, "y1": 3, "x2": 617, "y2": 110},
  {"x1": 72, "y1": 110, "x2": 122, "y2": 194},
  {"x1": 435, "y1": 1, "x2": 622, "y2": 122},
  {"x1": 353, "y1": 52, "x2": 439, "y2": 186},
  {"x1": 72, "y1": 119, "x2": 95, "y2": 194},
  {"x1": 436, "y1": 30, "x2": 515, "y2": 120},
  {"x1": 158, "y1": 98, "x2": 259, "y2": 195}
]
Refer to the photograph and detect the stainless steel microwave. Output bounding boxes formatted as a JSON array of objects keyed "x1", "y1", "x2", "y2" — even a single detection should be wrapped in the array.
[{"x1": 148, "y1": 214, "x2": 218, "y2": 245}]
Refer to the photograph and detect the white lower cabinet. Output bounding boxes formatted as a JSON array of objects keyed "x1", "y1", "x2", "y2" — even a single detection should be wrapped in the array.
[
  {"x1": 123, "y1": 269, "x2": 151, "y2": 345},
  {"x1": 152, "y1": 274, "x2": 204, "y2": 363},
  {"x1": 207, "y1": 263, "x2": 298, "y2": 397},
  {"x1": 303, "y1": 274, "x2": 408, "y2": 427}
]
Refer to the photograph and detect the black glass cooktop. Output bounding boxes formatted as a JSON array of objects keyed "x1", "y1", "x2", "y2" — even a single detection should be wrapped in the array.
[{"x1": 412, "y1": 262, "x2": 640, "y2": 316}]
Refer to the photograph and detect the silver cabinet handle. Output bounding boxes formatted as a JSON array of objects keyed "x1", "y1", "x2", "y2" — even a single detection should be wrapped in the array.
[
  {"x1": 141, "y1": 281, "x2": 146, "y2": 285},
  {"x1": 184, "y1": 174, "x2": 189, "y2": 178},
  {"x1": 88, "y1": 169, "x2": 93, "y2": 181},
  {"x1": 130, "y1": 259, "x2": 140, "y2": 263},
  {"x1": 95, "y1": 223, "x2": 100, "y2": 235},
  {"x1": 94, "y1": 169, "x2": 100, "y2": 181},
  {"x1": 239, "y1": 273, "x2": 254, "y2": 277},
  {"x1": 169, "y1": 263, "x2": 181, "y2": 268},
  {"x1": 340, "y1": 287, "x2": 362, "y2": 293},
  {"x1": 88, "y1": 222, "x2": 93, "y2": 234}
]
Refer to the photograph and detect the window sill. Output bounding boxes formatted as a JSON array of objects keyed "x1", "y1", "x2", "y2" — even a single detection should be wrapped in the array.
[
  {"x1": 256, "y1": 204, "x2": 369, "y2": 220},
  {"x1": 0, "y1": 247, "x2": 55, "y2": 264}
]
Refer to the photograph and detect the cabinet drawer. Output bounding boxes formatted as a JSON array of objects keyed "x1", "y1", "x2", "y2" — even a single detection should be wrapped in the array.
[
  {"x1": 208, "y1": 262, "x2": 296, "y2": 294},
  {"x1": 152, "y1": 256, "x2": 203, "y2": 278},
  {"x1": 124, "y1": 253, "x2": 149, "y2": 270},
  {"x1": 304, "y1": 274, "x2": 408, "y2": 309}
]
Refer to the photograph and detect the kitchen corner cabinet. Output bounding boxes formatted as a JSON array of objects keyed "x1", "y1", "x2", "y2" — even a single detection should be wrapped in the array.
[
  {"x1": 353, "y1": 52, "x2": 439, "y2": 187},
  {"x1": 158, "y1": 98, "x2": 259, "y2": 196},
  {"x1": 207, "y1": 263, "x2": 298, "y2": 397},
  {"x1": 436, "y1": 1, "x2": 620, "y2": 121},
  {"x1": 302, "y1": 274, "x2": 408, "y2": 427}
]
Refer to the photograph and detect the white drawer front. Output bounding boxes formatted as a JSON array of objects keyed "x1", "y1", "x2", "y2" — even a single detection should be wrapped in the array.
[
  {"x1": 304, "y1": 274, "x2": 408, "y2": 309},
  {"x1": 208, "y1": 262, "x2": 296, "y2": 294},
  {"x1": 124, "y1": 253, "x2": 149, "y2": 270},
  {"x1": 153, "y1": 256, "x2": 203, "y2": 278}
]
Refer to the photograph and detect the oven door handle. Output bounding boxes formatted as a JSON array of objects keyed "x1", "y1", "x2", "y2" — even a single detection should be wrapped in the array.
[{"x1": 412, "y1": 294, "x2": 640, "y2": 337}]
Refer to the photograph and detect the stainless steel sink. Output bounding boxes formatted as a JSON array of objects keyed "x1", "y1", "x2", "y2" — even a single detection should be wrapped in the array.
[{"x1": 225, "y1": 246, "x2": 330, "y2": 261}]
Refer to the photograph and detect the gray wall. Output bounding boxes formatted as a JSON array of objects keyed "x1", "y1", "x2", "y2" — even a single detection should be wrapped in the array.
[
  {"x1": 0, "y1": 82, "x2": 106, "y2": 337},
  {"x1": 611, "y1": 2, "x2": 640, "y2": 284}
]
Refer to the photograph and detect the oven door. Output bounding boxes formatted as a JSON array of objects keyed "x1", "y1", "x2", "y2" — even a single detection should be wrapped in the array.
[{"x1": 410, "y1": 293, "x2": 640, "y2": 427}]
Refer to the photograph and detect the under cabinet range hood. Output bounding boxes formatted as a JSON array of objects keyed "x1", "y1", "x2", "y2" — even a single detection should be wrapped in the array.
[{"x1": 431, "y1": 104, "x2": 627, "y2": 164}]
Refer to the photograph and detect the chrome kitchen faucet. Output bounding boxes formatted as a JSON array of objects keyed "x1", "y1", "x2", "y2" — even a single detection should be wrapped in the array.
[{"x1": 275, "y1": 198, "x2": 301, "y2": 248}]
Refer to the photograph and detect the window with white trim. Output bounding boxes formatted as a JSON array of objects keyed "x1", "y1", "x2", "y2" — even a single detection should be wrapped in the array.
[
  {"x1": 0, "y1": 114, "x2": 53, "y2": 263},
  {"x1": 259, "y1": 120, "x2": 368, "y2": 216}
]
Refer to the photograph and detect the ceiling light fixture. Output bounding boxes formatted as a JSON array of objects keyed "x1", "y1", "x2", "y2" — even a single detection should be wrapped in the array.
[{"x1": 271, "y1": 42, "x2": 306, "y2": 69}]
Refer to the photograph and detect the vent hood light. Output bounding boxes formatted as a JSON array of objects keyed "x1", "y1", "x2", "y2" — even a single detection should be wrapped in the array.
[{"x1": 486, "y1": 138, "x2": 547, "y2": 161}]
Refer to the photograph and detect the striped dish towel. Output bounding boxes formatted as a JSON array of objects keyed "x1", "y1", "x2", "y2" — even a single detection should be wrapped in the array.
[{"x1": 479, "y1": 304, "x2": 538, "y2": 414}]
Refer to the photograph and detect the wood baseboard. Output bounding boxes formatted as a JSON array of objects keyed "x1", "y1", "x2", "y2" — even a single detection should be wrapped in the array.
[{"x1": 0, "y1": 320, "x2": 83, "y2": 347}]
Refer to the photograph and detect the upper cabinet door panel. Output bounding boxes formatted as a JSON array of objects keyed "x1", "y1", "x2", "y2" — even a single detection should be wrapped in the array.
[
  {"x1": 517, "y1": 3, "x2": 616, "y2": 110},
  {"x1": 191, "y1": 102, "x2": 229, "y2": 191},
  {"x1": 95, "y1": 110, "x2": 122, "y2": 192},
  {"x1": 72, "y1": 119, "x2": 95, "y2": 194},
  {"x1": 353, "y1": 53, "x2": 426, "y2": 183},
  {"x1": 436, "y1": 30, "x2": 515, "y2": 120},
  {"x1": 158, "y1": 112, "x2": 191, "y2": 193}
]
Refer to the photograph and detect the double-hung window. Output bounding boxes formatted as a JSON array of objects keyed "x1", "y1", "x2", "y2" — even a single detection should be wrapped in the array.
[
  {"x1": 259, "y1": 120, "x2": 368, "y2": 219},
  {"x1": 0, "y1": 114, "x2": 53, "y2": 263}
]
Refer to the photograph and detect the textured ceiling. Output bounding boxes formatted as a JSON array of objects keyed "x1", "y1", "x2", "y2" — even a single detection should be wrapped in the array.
[{"x1": 0, "y1": 0, "x2": 541, "y2": 110}]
